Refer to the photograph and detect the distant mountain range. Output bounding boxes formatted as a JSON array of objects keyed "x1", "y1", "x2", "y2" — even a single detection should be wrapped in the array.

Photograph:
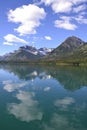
[
  {"x1": 0, "y1": 46, "x2": 53, "y2": 62},
  {"x1": 0, "y1": 36, "x2": 87, "y2": 64}
]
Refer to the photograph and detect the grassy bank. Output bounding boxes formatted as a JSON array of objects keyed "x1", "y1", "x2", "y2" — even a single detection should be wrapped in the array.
[{"x1": 0, "y1": 58, "x2": 87, "y2": 66}]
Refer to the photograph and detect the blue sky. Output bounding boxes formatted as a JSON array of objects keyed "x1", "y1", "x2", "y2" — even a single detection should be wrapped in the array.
[{"x1": 0, "y1": 0, "x2": 87, "y2": 55}]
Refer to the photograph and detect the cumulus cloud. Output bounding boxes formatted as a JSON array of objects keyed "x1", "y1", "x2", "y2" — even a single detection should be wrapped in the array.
[
  {"x1": 8, "y1": 4, "x2": 46, "y2": 35},
  {"x1": 7, "y1": 91, "x2": 43, "y2": 122},
  {"x1": 40, "y1": 0, "x2": 87, "y2": 30},
  {"x1": 44, "y1": 36, "x2": 52, "y2": 40},
  {"x1": 54, "y1": 16, "x2": 77, "y2": 30},
  {"x1": 49, "y1": 0, "x2": 72, "y2": 13},
  {"x1": 4, "y1": 34, "x2": 28, "y2": 45},
  {"x1": 41, "y1": 0, "x2": 87, "y2": 13}
]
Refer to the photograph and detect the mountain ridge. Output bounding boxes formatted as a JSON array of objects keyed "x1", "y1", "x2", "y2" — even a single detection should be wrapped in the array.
[
  {"x1": 0, "y1": 46, "x2": 53, "y2": 62},
  {"x1": 0, "y1": 36, "x2": 87, "y2": 64},
  {"x1": 46, "y1": 36, "x2": 85, "y2": 60}
]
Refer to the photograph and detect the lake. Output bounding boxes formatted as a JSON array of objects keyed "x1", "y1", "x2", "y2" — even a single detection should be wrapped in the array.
[{"x1": 0, "y1": 64, "x2": 87, "y2": 130}]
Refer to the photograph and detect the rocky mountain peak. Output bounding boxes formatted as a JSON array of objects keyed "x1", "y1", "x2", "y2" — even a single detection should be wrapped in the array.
[{"x1": 63, "y1": 36, "x2": 85, "y2": 47}]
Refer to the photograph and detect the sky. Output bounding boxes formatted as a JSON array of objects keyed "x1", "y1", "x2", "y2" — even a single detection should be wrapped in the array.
[{"x1": 0, "y1": 0, "x2": 87, "y2": 55}]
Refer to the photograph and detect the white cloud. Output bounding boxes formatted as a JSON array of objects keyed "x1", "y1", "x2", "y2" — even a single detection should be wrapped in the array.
[
  {"x1": 41, "y1": 0, "x2": 87, "y2": 13},
  {"x1": 41, "y1": 0, "x2": 54, "y2": 5},
  {"x1": 73, "y1": 4, "x2": 87, "y2": 13},
  {"x1": 41, "y1": 0, "x2": 87, "y2": 30},
  {"x1": 54, "y1": 14, "x2": 87, "y2": 30},
  {"x1": 45, "y1": 36, "x2": 52, "y2": 40},
  {"x1": 8, "y1": 4, "x2": 46, "y2": 35},
  {"x1": 8, "y1": 91, "x2": 43, "y2": 122},
  {"x1": 74, "y1": 15, "x2": 87, "y2": 24},
  {"x1": 54, "y1": 16, "x2": 77, "y2": 30},
  {"x1": 3, "y1": 42, "x2": 14, "y2": 46},
  {"x1": 51, "y1": 0, "x2": 72, "y2": 13},
  {"x1": 41, "y1": 0, "x2": 73, "y2": 13},
  {"x1": 72, "y1": 0, "x2": 87, "y2": 4},
  {"x1": 33, "y1": 0, "x2": 42, "y2": 5},
  {"x1": 4, "y1": 34, "x2": 28, "y2": 44}
]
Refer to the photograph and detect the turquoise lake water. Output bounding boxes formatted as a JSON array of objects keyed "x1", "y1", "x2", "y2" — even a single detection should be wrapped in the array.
[{"x1": 0, "y1": 64, "x2": 87, "y2": 130}]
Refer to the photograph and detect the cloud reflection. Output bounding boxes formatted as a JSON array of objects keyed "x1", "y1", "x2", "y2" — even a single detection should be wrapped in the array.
[
  {"x1": 3, "y1": 80, "x2": 28, "y2": 92},
  {"x1": 43, "y1": 113, "x2": 77, "y2": 130},
  {"x1": 44, "y1": 87, "x2": 50, "y2": 92},
  {"x1": 7, "y1": 91, "x2": 43, "y2": 122},
  {"x1": 55, "y1": 97, "x2": 75, "y2": 109}
]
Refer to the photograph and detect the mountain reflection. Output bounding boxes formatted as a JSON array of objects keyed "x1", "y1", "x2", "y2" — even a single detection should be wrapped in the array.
[
  {"x1": 0, "y1": 64, "x2": 87, "y2": 130},
  {"x1": 0, "y1": 64, "x2": 87, "y2": 91},
  {"x1": 47, "y1": 66, "x2": 87, "y2": 91}
]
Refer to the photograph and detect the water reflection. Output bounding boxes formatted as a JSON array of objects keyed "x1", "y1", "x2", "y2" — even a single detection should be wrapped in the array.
[
  {"x1": 48, "y1": 66, "x2": 87, "y2": 91},
  {"x1": 1, "y1": 64, "x2": 87, "y2": 91},
  {"x1": 7, "y1": 91, "x2": 43, "y2": 122},
  {"x1": 3, "y1": 80, "x2": 28, "y2": 92},
  {"x1": 0, "y1": 64, "x2": 87, "y2": 130},
  {"x1": 42, "y1": 94, "x2": 87, "y2": 130},
  {"x1": 54, "y1": 97, "x2": 75, "y2": 109},
  {"x1": 43, "y1": 113, "x2": 84, "y2": 130}
]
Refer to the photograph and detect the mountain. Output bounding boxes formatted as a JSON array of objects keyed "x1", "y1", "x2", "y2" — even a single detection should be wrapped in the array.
[
  {"x1": 46, "y1": 36, "x2": 85, "y2": 60},
  {"x1": 39, "y1": 47, "x2": 53, "y2": 56},
  {"x1": 0, "y1": 46, "x2": 53, "y2": 62},
  {"x1": 0, "y1": 36, "x2": 87, "y2": 63},
  {"x1": 70, "y1": 43, "x2": 87, "y2": 60}
]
